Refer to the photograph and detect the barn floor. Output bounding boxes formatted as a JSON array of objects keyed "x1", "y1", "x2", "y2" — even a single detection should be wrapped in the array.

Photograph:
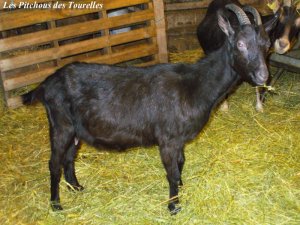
[{"x1": 1, "y1": 49, "x2": 300, "y2": 224}]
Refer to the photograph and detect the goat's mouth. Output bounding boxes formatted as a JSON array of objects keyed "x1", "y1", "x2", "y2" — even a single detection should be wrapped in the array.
[{"x1": 250, "y1": 72, "x2": 267, "y2": 86}]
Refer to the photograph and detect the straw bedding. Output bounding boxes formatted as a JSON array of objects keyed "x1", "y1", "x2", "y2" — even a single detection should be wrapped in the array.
[{"x1": 0, "y1": 49, "x2": 300, "y2": 224}]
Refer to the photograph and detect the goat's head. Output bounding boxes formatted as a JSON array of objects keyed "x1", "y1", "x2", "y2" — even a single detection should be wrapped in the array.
[
  {"x1": 218, "y1": 4, "x2": 269, "y2": 86},
  {"x1": 271, "y1": 0, "x2": 300, "y2": 54}
]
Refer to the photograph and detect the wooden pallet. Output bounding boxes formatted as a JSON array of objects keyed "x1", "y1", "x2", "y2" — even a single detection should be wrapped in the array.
[{"x1": 0, "y1": 0, "x2": 168, "y2": 108}]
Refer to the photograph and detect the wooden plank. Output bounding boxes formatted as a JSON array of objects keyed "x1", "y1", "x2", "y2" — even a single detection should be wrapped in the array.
[
  {"x1": 164, "y1": 0, "x2": 259, "y2": 11},
  {"x1": 4, "y1": 43, "x2": 157, "y2": 91},
  {"x1": 103, "y1": 0, "x2": 150, "y2": 11},
  {"x1": 86, "y1": 43, "x2": 157, "y2": 64},
  {"x1": 153, "y1": 0, "x2": 168, "y2": 63},
  {"x1": 269, "y1": 50, "x2": 300, "y2": 73},
  {"x1": 165, "y1": 1, "x2": 212, "y2": 11},
  {"x1": 0, "y1": 0, "x2": 57, "y2": 10},
  {"x1": 136, "y1": 59, "x2": 158, "y2": 67},
  {"x1": 102, "y1": 8, "x2": 112, "y2": 55},
  {"x1": 0, "y1": 0, "x2": 150, "y2": 10},
  {"x1": 0, "y1": 0, "x2": 150, "y2": 31},
  {"x1": 47, "y1": 21, "x2": 61, "y2": 66},
  {"x1": 0, "y1": 26, "x2": 156, "y2": 72},
  {"x1": 7, "y1": 96, "x2": 23, "y2": 109},
  {"x1": 0, "y1": 9, "x2": 154, "y2": 52},
  {"x1": 0, "y1": 8, "x2": 99, "y2": 31},
  {"x1": 4, "y1": 67, "x2": 57, "y2": 91},
  {"x1": 147, "y1": 2, "x2": 159, "y2": 63},
  {"x1": 0, "y1": 70, "x2": 8, "y2": 105}
]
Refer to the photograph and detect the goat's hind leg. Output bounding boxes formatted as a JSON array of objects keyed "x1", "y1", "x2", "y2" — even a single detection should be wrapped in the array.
[
  {"x1": 63, "y1": 140, "x2": 84, "y2": 191},
  {"x1": 160, "y1": 142, "x2": 183, "y2": 215},
  {"x1": 48, "y1": 127, "x2": 69, "y2": 210},
  {"x1": 46, "y1": 105, "x2": 76, "y2": 210}
]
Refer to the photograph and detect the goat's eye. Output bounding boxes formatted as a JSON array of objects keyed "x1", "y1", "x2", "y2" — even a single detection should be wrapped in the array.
[{"x1": 237, "y1": 41, "x2": 245, "y2": 49}]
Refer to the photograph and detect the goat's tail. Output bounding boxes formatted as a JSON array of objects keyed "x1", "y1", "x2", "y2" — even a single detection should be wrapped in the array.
[{"x1": 22, "y1": 86, "x2": 44, "y2": 105}]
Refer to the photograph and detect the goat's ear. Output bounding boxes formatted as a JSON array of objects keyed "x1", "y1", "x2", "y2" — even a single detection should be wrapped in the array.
[{"x1": 217, "y1": 13, "x2": 234, "y2": 37}]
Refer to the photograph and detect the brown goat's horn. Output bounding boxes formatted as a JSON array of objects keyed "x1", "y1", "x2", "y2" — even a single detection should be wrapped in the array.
[
  {"x1": 225, "y1": 4, "x2": 251, "y2": 25},
  {"x1": 243, "y1": 6, "x2": 262, "y2": 26}
]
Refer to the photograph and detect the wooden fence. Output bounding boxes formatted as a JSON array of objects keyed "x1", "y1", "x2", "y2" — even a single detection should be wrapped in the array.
[{"x1": 0, "y1": 0, "x2": 168, "y2": 108}]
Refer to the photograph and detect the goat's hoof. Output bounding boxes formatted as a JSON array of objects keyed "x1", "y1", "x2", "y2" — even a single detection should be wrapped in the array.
[
  {"x1": 74, "y1": 184, "x2": 84, "y2": 191},
  {"x1": 51, "y1": 201, "x2": 63, "y2": 211},
  {"x1": 179, "y1": 180, "x2": 183, "y2": 186},
  {"x1": 68, "y1": 184, "x2": 84, "y2": 192},
  {"x1": 255, "y1": 105, "x2": 264, "y2": 113},
  {"x1": 168, "y1": 203, "x2": 181, "y2": 215}
]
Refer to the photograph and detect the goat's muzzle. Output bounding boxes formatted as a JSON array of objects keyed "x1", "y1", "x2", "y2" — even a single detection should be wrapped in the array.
[
  {"x1": 274, "y1": 38, "x2": 290, "y2": 54},
  {"x1": 253, "y1": 64, "x2": 269, "y2": 86}
]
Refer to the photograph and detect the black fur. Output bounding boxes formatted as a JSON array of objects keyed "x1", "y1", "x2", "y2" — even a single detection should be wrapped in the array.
[{"x1": 22, "y1": 13, "x2": 269, "y2": 214}]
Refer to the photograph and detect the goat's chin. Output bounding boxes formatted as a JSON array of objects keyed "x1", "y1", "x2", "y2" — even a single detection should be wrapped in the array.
[
  {"x1": 244, "y1": 78, "x2": 258, "y2": 87},
  {"x1": 252, "y1": 79, "x2": 265, "y2": 87},
  {"x1": 274, "y1": 40, "x2": 290, "y2": 55}
]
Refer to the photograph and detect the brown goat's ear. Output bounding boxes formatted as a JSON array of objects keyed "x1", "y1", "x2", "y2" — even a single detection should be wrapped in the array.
[{"x1": 217, "y1": 12, "x2": 234, "y2": 37}]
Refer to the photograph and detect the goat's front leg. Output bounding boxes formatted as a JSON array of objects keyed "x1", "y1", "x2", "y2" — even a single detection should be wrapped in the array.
[
  {"x1": 159, "y1": 143, "x2": 183, "y2": 215},
  {"x1": 255, "y1": 87, "x2": 264, "y2": 112}
]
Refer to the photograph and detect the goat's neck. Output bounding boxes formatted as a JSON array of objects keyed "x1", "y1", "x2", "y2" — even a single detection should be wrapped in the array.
[{"x1": 195, "y1": 45, "x2": 240, "y2": 109}]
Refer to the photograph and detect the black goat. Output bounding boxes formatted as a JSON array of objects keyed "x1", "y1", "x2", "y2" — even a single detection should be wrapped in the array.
[
  {"x1": 22, "y1": 4, "x2": 269, "y2": 214},
  {"x1": 197, "y1": 0, "x2": 300, "y2": 112}
]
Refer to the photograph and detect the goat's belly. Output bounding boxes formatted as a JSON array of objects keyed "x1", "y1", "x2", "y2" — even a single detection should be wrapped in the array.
[
  {"x1": 77, "y1": 124, "x2": 156, "y2": 151},
  {"x1": 93, "y1": 133, "x2": 154, "y2": 151}
]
